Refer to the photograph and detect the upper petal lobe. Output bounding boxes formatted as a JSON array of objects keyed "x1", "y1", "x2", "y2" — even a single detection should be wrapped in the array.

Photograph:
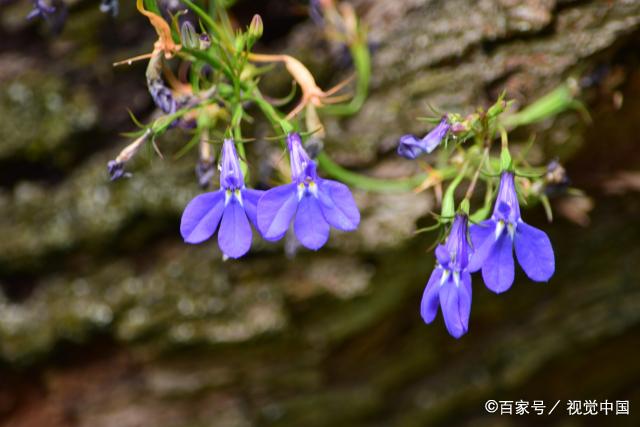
[{"x1": 180, "y1": 191, "x2": 225, "y2": 244}]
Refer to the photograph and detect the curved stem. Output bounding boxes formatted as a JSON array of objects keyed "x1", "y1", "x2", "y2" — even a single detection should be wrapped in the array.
[
  {"x1": 320, "y1": 39, "x2": 370, "y2": 116},
  {"x1": 464, "y1": 147, "x2": 489, "y2": 200},
  {"x1": 317, "y1": 152, "x2": 427, "y2": 193}
]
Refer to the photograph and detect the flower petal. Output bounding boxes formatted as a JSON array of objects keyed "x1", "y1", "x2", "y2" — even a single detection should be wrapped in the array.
[
  {"x1": 468, "y1": 219, "x2": 497, "y2": 272},
  {"x1": 515, "y1": 221, "x2": 555, "y2": 282},
  {"x1": 241, "y1": 188, "x2": 264, "y2": 228},
  {"x1": 439, "y1": 271, "x2": 471, "y2": 338},
  {"x1": 420, "y1": 267, "x2": 442, "y2": 324},
  {"x1": 180, "y1": 191, "x2": 225, "y2": 244},
  {"x1": 422, "y1": 119, "x2": 449, "y2": 153},
  {"x1": 218, "y1": 199, "x2": 252, "y2": 259},
  {"x1": 294, "y1": 195, "x2": 330, "y2": 250},
  {"x1": 257, "y1": 183, "x2": 299, "y2": 241},
  {"x1": 397, "y1": 134, "x2": 423, "y2": 159},
  {"x1": 316, "y1": 179, "x2": 360, "y2": 231},
  {"x1": 481, "y1": 232, "x2": 514, "y2": 293}
]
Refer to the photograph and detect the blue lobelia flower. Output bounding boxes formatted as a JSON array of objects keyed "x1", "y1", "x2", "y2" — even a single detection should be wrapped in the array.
[
  {"x1": 257, "y1": 133, "x2": 360, "y2": 250},
  {"x1": 99, "y1": 0, "x2": 119, "y2": 17},
  {"x1": 27, "y1": 0, "x2": 56, "y2": 20},
  {"x1": 180, "y1": 139, "x2": 264, "y2": 259},
  {"x1": 421, "y1": 214, "x2": 473, "y2": 338},
  {"x1": 468, "y1": 172, "x2": 555, "y2": 293},
  {"x1": 27, "y1": 0, "x2": 67, "y2": 33},
  {"x1": 397, "y1": 117, "x2": 450, "y2": 159}
]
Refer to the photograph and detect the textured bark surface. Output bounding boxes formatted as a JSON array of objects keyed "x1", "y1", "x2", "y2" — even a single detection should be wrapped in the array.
[{"x1": 1, "y1": 0, "x2": 640, "y2": 426}]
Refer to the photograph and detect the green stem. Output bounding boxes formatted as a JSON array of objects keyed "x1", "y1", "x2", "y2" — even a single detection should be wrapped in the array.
[
  {"x1": 500, "y1": 84, "x2": 579, "y2": 129},
  {"x1": 251, "y1": 90, "x2": 287, "y2": 129},
  {"x1": 179, "y1": 48, "x2": 235, "y2": 84},
  {"x1": 318, "y1": 152, "x2": 430, "y2": 193},
  {"x1": 231, "y1": 106, "x2": 249, "y2": 178},
  {"x1": 320, "y1": 39, "x2": 370, "y2": 116}
]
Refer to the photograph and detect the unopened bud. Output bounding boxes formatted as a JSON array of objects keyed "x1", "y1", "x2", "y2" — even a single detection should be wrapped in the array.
[
  {"x1": 248, "y1": 14, "x2": 263, "y2": 40},
  {"x1": 487, "y1": 99, "x2": 507, "y2": 118},
  {"x1": 199, "y1": 34, "x2": 211, "y2": 49},
  {"x1": 180, "y1": 21, "x2": 199, "y2": 49}
]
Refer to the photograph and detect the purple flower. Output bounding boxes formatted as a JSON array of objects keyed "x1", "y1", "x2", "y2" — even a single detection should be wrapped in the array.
[
  {"x1": 256, "y1": 133, "x2": 360, "y2": 250},
  {"x1": 27, "y1": 0, "x2": 56, "y2": 20},
  {"x1": 397, "y1": 118, "x2": 450, "y2": 159},
  {"x1": 468, "y1": 172, "x2": 555, "y2": 293},
  {"x1": 180, "y1": 139, "x2": 264, "y2": 259},
  {"x1": 147, "y1": 78, "x2": 177, "y2": 115},
  {"x1": 107, "y1": 160, "x2": 128, "y2": 181},
  {"x1": 309, "y1": 0, "x2": 325, "y2": 27},
  {"x1": 421, "y1": 214, "x2": 473, "y2": 338},
  {"x1": 99, "y1": 0, "x2": 119, "y2": 17},
  {"x1": 27, "y1": 0, "x2": 67, "y2": 33}
]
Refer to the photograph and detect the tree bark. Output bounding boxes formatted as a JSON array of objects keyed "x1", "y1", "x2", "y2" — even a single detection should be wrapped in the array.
[{"x1": 1, "y1": 1, "x2": 639, "y2": 426}]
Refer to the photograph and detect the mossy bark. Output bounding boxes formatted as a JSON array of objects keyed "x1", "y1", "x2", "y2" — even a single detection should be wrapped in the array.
[{"x1": 0, "y1": 1, "x2": 639, "y2": 426}]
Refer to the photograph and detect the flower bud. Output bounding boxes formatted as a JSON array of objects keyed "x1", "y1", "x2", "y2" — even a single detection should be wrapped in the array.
[
  {"x1": 248, "y1": 14, "x2": 264, "y2": 40},
  {"x1": 199, "y1": 34, "x2": 211, "y2": 49},
  {"x1": 487, "y1": 99, "x2": 507, "y2": 118},
  {"x1": 180, "y1": 21, "x2": 199, "y2": 49}
]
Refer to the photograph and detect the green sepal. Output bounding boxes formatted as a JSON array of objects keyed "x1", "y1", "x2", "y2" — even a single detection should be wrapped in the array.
[
  {"x1": 500, "y1": 147, "x2": 513, "y2": 172},
  {"x1": 459, "y1": 198, "x2": 470, "y2": 216},
  {"x1": 441, "y1": 170, "x2": 466, "y2": 220},
  {"x1": 279, "y1": 120, "x2": 294, "y2": 134},
  {"x1": 487, "y1": 90, "x2": 507, "y2": 118}
]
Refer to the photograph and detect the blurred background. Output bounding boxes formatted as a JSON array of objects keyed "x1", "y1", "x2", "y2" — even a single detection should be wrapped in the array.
[{"x1": 0, "y1": 0, "x2": 639, "y2": 426}]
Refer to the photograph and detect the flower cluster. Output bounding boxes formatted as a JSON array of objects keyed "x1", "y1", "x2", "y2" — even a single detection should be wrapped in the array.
[
  {"x1": 180, "y1": 133, "x2": 360, "y2": 259},
  {"x1": 103, "y1": 1, "x2": 576, "y2": 340},
  {"x1": 397, "y1": 119, "x2": 556, "y2": 338},
  {"x1": 104, "y1": 0, "x2": 367, "y2": 258}
]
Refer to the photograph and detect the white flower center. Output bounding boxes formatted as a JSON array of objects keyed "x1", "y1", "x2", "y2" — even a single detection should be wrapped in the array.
[
  {"x1": 225, "y1": 189, "x2": 243, "y2": 207},
  {"x1": 297, "y1": 181, "x2": 318, "y2": 200}
]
